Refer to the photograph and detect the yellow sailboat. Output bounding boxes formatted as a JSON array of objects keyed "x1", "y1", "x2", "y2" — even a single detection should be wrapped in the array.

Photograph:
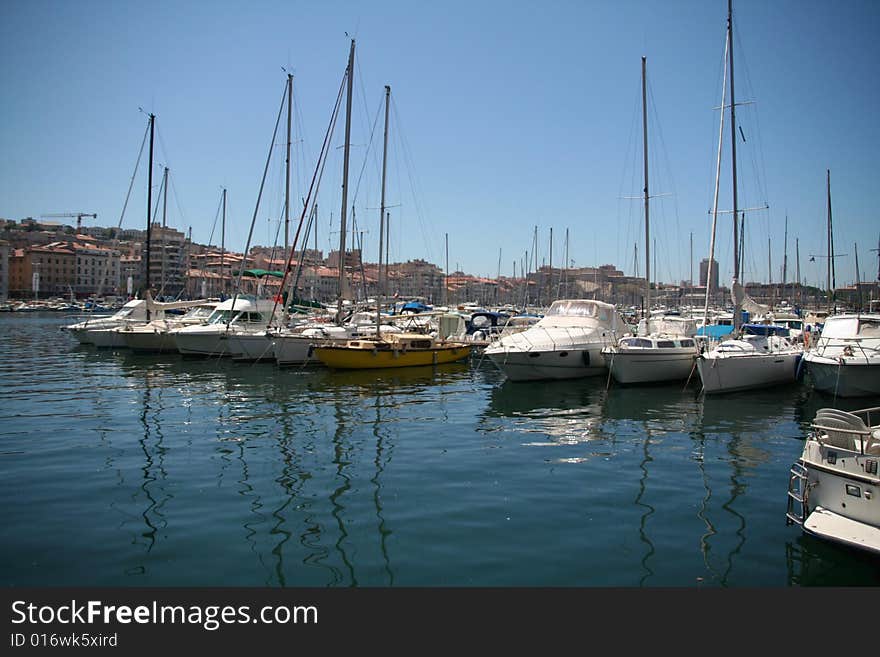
[{"x1": 313, "y1": 333, "x2": 472, "y2": 370}]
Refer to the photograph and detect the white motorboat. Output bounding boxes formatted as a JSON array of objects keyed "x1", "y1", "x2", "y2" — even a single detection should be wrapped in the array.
[
  {"x1": 118, "y1": 302, "x2": 218, "y2": 353},
  {"x1": 786, "y1": 406, "x2": 880, "y2": 555},
  {"x1": 63, "y1": 299, "x2": 151, "y2": 345},
  {"x1": 483, "y1": 299, "x2": 627, "y2": 381},
  {"x1": 174, "y1": 297, "x2": 279, "y2": 357},
  {"x1": 696, "y1": 323, "x2": 803, "y2": 394},
  {"x1": 802, "y1": 313, "x2": 880, "y2": 398},
  {"x1": 64, "y1": 296, "x2": 207, "y2": 348},
  {"x1": 603, "y1": 319, "x2": 699, "y2": 385}
]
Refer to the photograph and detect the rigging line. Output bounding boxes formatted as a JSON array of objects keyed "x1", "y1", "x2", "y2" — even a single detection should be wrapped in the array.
[
  {"x1": 354, "y1": 58, "x2": 384, "y2": 212},
  {"x1": 207, "y1": 189, "x2": 224, "y2": 247},
  {"x1": 151, "y1": 170, "x2": 165, "y2": 225},
  {"x1": 117, "y1": 120, "x2": 151, "y2": 229},
  {"x1": 230, "y1": 81, "x2": 289, "y2": 317},
  {"x1": 647, "y1": 75, "x2": 683, "y2": 284},
  {"x1": 273, "y1": 64, "x2": 348, "y2": 323},
  {"x1": 352, "y1": 90, "x2": 384, "y2": 204},
  {"x1": 624, "y1": 70, "x2": 643, "y2": 277},
  {"x1": 167, "y1": 175, "x2": 189, "y2": 232},
  {"x1": 389, "y1": 96, "x2": 436, "y2": 263}
]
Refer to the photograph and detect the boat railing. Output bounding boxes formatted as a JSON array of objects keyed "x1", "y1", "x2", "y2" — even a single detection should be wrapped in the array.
[{"x1": 810, "y1": 406, "x2": 880, "y2": 456}]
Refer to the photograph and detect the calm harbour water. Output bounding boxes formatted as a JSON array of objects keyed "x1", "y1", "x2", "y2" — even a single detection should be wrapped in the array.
[{"x1": 1, "y1": 312, "x2": 878, "y2": 587}]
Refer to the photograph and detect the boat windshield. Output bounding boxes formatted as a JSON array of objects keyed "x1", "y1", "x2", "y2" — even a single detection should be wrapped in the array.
[
  {"x1": 207, "y1": 310, "x2": 236, "y2": 325},
  {"x1": 819, "y1": 317, "x2": 877, "y2": 339},
  {"x1": 545, "y1": 300, "x2": 607, "y2": 320},
  {"x1": 183, "y1": 306, "x2": 215, "y2": 320},
  {"x1": 857, "y1": 319, "x2": 880, "y2": 338}
]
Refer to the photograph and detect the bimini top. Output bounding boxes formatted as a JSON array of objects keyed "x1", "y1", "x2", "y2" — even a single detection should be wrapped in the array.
[
  {"x1": 401, "y1": 301, "x2": 433, "y2": 313},
  {"x1": 742, "y1": 323, "x2": 790, "y2": 337}
]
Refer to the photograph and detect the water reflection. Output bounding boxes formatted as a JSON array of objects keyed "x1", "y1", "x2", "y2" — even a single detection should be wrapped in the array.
[
  {"x1": 483, "y1": 378, "x2": 608, "y2": 447},
  {"x1": 5, "y1": 313, "x2": 879, "y2": 586}
]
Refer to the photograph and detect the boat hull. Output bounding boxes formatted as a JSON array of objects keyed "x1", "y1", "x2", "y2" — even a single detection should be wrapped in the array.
[
  {"x1": 314, "y1": 344, "x2": 471, "y2": 369},
  {"x1": 86, "y1": 327, "x2": 128, "y2": 349},
  {"x1": 804, "y1": 358, "x2": 880, "y2": 398},
  {"x1": 791, "y1": 436, "x2": 880, "y2": 555},
  {"x1": 485, "y1": 345, "x2": 607, "y2": 382},
  {"x1": 273, "y1": 334, "x2": 319, "y2": 367},
  {"x1": 226, "y1": 332, "x2": 275, "y2": 362},
  {"x1": 697, "y1": 351, "x2": 801, "y2": 394},
  {"x1": 174, "y1": 330, "x2": 231, "y2": 357},
  {"x1": 119, "y1": 328, "x2": 179, "y2": 353},
  {"x1": 604, "y1": 350, "x2": 697, "y2": 384}
]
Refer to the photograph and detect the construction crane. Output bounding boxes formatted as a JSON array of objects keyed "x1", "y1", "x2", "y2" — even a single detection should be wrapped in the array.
[{"x1": 41, "y1": 212, "x2": 97, "y2": 231}]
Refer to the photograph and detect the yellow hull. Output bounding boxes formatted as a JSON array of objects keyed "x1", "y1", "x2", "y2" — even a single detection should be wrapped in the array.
[{"x1": 314, "y1": 344, "x2": 472, "y2": 369}]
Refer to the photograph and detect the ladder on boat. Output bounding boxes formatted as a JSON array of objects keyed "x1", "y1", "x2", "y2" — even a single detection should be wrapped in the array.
[{"x1": 786, "y1": 462, "x2": 810, "y2": 526}]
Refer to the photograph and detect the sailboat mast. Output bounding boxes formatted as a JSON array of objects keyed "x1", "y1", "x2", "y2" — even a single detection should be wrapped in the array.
[
  {"x1": 827, "y1": 168, "x2": 835, "y2": 307},
  {"x1": 336, "y1": 39, "x2": 355, "y2": 324},
  {"x1": 548, "y1": 227, "x2": 553, "y2": 307},
  {"x1": 564, "y1": 227, "x2": 569, "y2": 298},
  {"x1": 285, "y1": 73, "x2": 293, "y2": 256},
  {"x1": 854, "y1": 242, "x2": 861, "y2": 311},
  {"x1": 161, "y1": 166, "x2": 168, "y2": 297},
  {"x1": 782, "y1": 214, "x2": 788, "y2": 303},
  {"x1": 145, "y1": 113, "x2": 155, "y2": 300},
  {"x1": 221, "y1": 188, "x2": 226, "y2": 297},
  {"x1": 702, "y1": 30, "x2": 729, "y2": 330},
  {"x1": 642, "y1": 55, "x2": 651, "y2": 317},
  {"x1": 729, "y1": 0, "x2": 740, "y2": 288},
  {"x1": 376, "y1": 85, "x2": 390, "y2": 332},
  {"x1": 445, "y1": 233, "x2": 449, "y2": 306}
]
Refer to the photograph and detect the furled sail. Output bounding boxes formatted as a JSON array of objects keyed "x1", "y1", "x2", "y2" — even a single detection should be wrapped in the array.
[{"x1": 731, "y1": 280, "x2": 770, "y2": 315}]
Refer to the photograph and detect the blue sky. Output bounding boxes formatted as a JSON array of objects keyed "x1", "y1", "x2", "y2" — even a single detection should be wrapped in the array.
[{"x1": 1, "y1": 0, "x2": 878, "y2": 289}]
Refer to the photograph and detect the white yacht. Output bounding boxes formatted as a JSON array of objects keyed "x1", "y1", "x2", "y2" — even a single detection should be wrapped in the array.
[
  {"x1": 602, "y1": 315, "x2": 699, "y2": 384},
  {"x1": 63, "y1": 296, "x2": 205, "y2": 348},
  {"x1": 787, "y1": 406, "x2": 880, "y2": 555},
  {"x1": 63, "y1": 299, "x2": 149, "y2": 346},
  {"x1": 174, "y1": 297, "x2": 279, "y2": 357},
  {"x1": 802, "y1": 313, "x2": 880, "y2": 398},
  {"x1": 483, "y1": 299, "x2": 627, "y2": 381},
  {"x1": 118, "y1": 302, "x2": 218, "y2": 353},
  {"x1": 696, "y1": 323, "x2": 803, "y2": 394}
]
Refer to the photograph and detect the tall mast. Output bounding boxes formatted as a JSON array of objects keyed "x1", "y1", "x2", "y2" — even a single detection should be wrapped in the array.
[
  {"x1": 564, "y1": 227, "x2": 569, "y2": 298},
  {"x1": 826, "y1": 168, "x2": 835, "y2": 307},
  {"x1": 145, "y1": 113, "x2": 155, "y2": 301},
  {"x1": 336, "y1": 39, "x2": 355, "y2": 324},
  {"x1": 221, "y1": 188, "x2": 226, "y2": 297},
  {"x1": 796, "y1": 237, "x2": 801, "y2": 306},
  {"x1": 854, "y1": 242, "x2": 861, "y2": 311},
  {"x1": 161, "y1": 166, "x2": 168, "y2": 296},
  {"x1": 782, "y1": 214, "x2": 788, "y2": 297},
  {"x1": 642, "y1": 56, "x2": 651, "y2": 319},
  {"x1": 445, "y1": 233, "x2": 449, "y2": 306},
  {"x1": 690, "y1": 232, "x2": 693, "y2": 287},
  {"x1": 285, "y1": 73, "x2": 293, "y2": 256},
  {"x1": 548, "y1": 227, "x2": 553, "y2": 306},
  {"x1": 702, "y1": 30, "x2": 729, "y2": 331},
  {"x1": 729, "y1": 0, "x2": 739, "y2": 285},
  {"x1": 376, "y1": 84, "x2": 390, "y2": 333}
]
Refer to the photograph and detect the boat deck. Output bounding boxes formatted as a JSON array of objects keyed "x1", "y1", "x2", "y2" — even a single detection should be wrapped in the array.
[{"x1": 804, "y1": 506, "x2": 880, "y2": 555}]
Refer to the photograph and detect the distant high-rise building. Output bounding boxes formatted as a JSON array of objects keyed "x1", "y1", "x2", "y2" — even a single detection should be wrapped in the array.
[{"x1": 700, "y1": 258, "x2": 719, "y2": 291}]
